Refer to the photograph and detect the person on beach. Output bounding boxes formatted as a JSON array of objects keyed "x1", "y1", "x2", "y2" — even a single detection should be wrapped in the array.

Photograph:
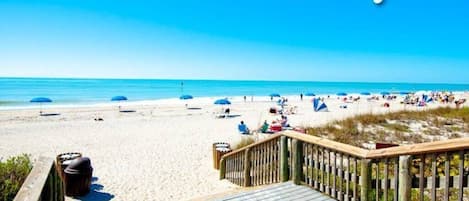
[
  {"x1": 300, "y1": 93, "x2": 303, "y2": 101},
  {"x1": 244, "y1": 96, "x2": 246, "y2": 102},
  {"x1": 238, "y1": 121, "x2": 250, "y2": 134}
]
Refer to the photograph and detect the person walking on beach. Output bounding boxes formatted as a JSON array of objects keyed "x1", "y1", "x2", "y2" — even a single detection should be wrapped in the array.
[
  {"x1": 300, "y1": 93, "x2": 303, "y2": 101},
  {"x1": 244, "y1": 96, "x2": 246, "y2": 102}
]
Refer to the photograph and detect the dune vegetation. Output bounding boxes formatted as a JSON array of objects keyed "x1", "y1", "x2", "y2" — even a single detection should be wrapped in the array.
[{"x1": 305, "y1": 107, "x2": 469, "y2": 148}]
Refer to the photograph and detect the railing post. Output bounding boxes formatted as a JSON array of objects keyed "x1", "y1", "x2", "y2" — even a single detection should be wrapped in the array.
[
  {"x1": 280, "y1": 136, "x2": 289, "y2": 182},
  {"x1": 360, "y1": 159, "x2": 372, "y2": 201},
  {"x1": 398, "y1": 155, "x2": 412, "y2": 201},
  {"x1": 244, "y1": 148, "x2": 251, "y2": 187},
  {"x1": 219, "y1": 157, "x2": 226, "y2": 180},
  {"x1": 292, "y1": 139, "x2": 303, "y2": 185}
]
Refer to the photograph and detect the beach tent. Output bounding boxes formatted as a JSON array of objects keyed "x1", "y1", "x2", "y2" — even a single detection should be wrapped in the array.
[
  {"x1": 423, "y1": 95, "x2": 433, "y2": 103},
  {"x1": 313, "y1": 98, "x2": 328, "y2": 112},
  {"x1": 30, "y1": 97, "x2": 52, "y2": 115},
  {"x1": 214, "y1": 99, "x2": 231, "y2": 105}
]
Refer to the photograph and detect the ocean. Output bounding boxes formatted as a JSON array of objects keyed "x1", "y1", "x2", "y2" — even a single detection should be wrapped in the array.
[{"x1": 0, "y1": 77, "x2": 468, "y2": 108}]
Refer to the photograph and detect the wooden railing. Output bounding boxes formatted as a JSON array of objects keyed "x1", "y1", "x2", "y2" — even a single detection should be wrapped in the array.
[
  {"x1": 14, "y1": 157, "x2": 64, "y2": 201},
  {"x1": 220, "y1": 130, "x2": 469, "y2": 201}
]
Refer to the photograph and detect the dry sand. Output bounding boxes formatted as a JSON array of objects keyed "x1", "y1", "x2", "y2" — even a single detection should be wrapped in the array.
[{"x1": 0, "y1": 94, "x2": 467, "y2": 201}]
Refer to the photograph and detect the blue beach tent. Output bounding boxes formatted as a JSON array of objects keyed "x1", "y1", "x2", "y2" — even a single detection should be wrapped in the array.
[{"x1": 313, "y1": 98, "x2": 328, "y2": 112}]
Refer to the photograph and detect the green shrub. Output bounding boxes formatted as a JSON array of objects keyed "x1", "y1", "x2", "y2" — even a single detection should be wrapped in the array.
[{"x1": 0, "y1": 154, "x2": 32, "y2": 201}]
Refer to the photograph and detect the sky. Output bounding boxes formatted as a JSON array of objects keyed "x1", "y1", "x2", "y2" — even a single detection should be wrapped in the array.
[{"x1": 0, "y1": 0, "x2": 468, "y2": 83}]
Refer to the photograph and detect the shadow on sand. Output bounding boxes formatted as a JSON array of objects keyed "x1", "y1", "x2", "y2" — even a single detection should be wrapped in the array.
[
  {"x1": 40, "y1": 113, "x2": 61, "y2": 116},
  {"x1": 74, "y1": 177, "x2": 114, "y2": 201},
  {"x1": 187, "y1": 107, "x2": 202, "y2": 110},
  {"x1": 119, "y1": 110, "x2": 136, "y2": 113}
]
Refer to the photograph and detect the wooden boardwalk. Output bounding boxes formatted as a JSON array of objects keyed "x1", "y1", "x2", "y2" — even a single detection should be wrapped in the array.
[{"x1": 214, "y1": 182, "x2": 335, "y2": 201}]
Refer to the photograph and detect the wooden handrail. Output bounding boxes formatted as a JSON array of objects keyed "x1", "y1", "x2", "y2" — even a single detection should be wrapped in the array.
[
  {"x1": 222, "y1": 134, "x2": 282, "y2": 158},
  {"x1": 223, "y1": 130, "x2": 469, "y2": 160},
  {"x1": 14, "y1": 156, "x2": 64, "y2": 201}
]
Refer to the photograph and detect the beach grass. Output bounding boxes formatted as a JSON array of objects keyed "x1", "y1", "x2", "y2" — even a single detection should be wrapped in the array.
[
  {"x1": 0, "y1": 154, "x2": 32, "y2": 201},
  {"x1": 305, "y1": 107, "x2": 469, "y2": 148}
]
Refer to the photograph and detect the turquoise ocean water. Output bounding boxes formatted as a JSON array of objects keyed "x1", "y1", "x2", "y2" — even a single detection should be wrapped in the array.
[{"x1": 0, "y1": 77, "x2": 468, "y2": 108}]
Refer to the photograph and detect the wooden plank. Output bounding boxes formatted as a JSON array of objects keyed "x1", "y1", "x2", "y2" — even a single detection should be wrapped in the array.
[
  {"x1": 384, "y1": 158, "x2": 389, "y2": 201},
  {"x1": 398, "y1": 155, "x2": 412, "y2": 201},
  {"x1": 338, "y1": 153, "x2": 343, "y2": 201},
  {"x1": 315, "y1": 145, "x2": 320, "y2": 189},
  {"x1": 321, "y1": 147, "x2": 325, "y2": 192},
  {"x1": 431, "y1": 154, "x2": 437, "y2": 201},
  {"x1": 394, "y1": 158, "x2": 399, "y2": 201},
  {"x1": 222, "y1": 134, "x2": 282, "y2": 158},
  {"x1": 292, "y1": 139, "x2": 303, "y2": 185},
  {"x1": 419, "y1": 155, "x2": 425, "y2": 201},
  {"x1": 244, "y1": 149, "x2": 251, "y2": 187},
  {"x1": 376, "y1": 162, "x2": 380, "y2": 201},
  {"x1": 333, "y1": 152, "x2": 337, "y2": 198},
  {"x1": 280, "y1": 136, "x2": 289, "y2": 182},
  {"x1": 367, "y1": 137, "x2": 469, "y2": 159},
  {"x1": 360, "y1": 159, "x2": 372, "y2": 201},
  {"x1": 444, "y1": 152, "x2": 450, "y2": 201},
  {"x1": 326, "y1": 149, "x2": 331, "y2": 195},
  {"x1": 353, "y1": 158, "x2": 357, "y2": 201},
  {"x1": 346, "y1": 155, "x2": 350, "y2": 201},
  {"x1": 14, "y1": 157, "x2": 55, "y2": 201},
  {"x1": 283, "y1": 131, "x2": 369, "y2": 158},
  {"x1": 458, "y1": 150, "x2": 464, "y2": 201}
]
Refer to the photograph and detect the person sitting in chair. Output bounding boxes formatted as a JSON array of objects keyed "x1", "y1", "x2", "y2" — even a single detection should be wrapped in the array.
[{"x1": 238, "y1": 121, "x2": 250, "y2": 134}]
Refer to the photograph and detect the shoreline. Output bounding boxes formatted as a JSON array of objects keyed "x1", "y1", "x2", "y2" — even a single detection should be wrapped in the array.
[{"x1": 1, "y1": 91, "x2": 467, "y2": 111}]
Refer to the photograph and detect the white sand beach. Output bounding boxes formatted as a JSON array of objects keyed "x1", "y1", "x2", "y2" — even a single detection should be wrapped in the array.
[{"x1": 0, "y1": 94, "x2": 468, "y2": 201}]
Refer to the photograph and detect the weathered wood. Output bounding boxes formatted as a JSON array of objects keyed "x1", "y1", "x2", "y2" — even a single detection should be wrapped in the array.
[
  {"x1": 394, "y1": 158, "x2": 399, "y2": 201},
  {"x1": 444, "y1": 152, "x2": 450, "y2": 201},
  {"x1": 222, "y1": 134, "x2": 281, "y2": 158},
  {"x1": 220, "y1": 158, "x2": 226, "y2": 180},
  {"x1": 353, "y1": 158, "x2": 357, "y2": 201},
  {"x1": 360, "y1": 159, "x2": 372, "y2": 201},
  {"x1": 375, "y1": 162, "x2": 380, "y2": 201},
  {"x1": 338, "y1": 153, "x2": 343, "y2": 201},
  {"x1": 431, "y1": 154, "x2": 437, "y2": 201},
  {"x1": 244, "y1": 149, "x2": 251, "y2": 187},
  {"x1": 14, "y1": 156, "x2": 64, "y2": 201},
  {"x1": 280, "y1": 136, "x2": 289, "y2": 182},
  {"x1": 292, "y1": 139, "x2": 303, "y2": 185},
  {"x1": 384, "y1": 158, "x2": 389, "y2": 201},
  {"x1": 345, "y1": 155, "x2": 350, "y2": 201},
  {"x1": 458, "y1": 150, "x2": 464, "y2": 201},
  {"x1": 398, "y1": 155, "x2": 412, "y2": 201},
  {"x1": 283, "y1": 131, "x2": 368, "y2": 158},
  {"x1": 419, "y1": 155, "x2": 425, "y2": 201}
]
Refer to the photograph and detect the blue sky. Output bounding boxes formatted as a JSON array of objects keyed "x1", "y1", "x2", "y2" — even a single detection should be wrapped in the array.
[{"x1": 0, "y1": 0, "x2": 468, "y2": 83}]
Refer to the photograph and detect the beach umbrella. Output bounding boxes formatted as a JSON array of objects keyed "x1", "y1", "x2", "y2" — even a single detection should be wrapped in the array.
[
  {"x1": 111, "y1": 96, "x2": 128, "y2": 101},
  {"x1": 305, "y1": 92, "x2": 316, "y2": 96},
  {"x1": 179, "y1": 95, "x2": 193, "y2": 100},
  {"x1": 269, "y1": 93, "x2": 281, "y2": 97},
  {"x1": 399, "y1": 92, "x2": 411, "y2": 95},
  {"x1": 313, "y1": 98, "x2": 328, "y2": 112},
  {"x1": 214, "y1": 99, "x2": 231, "y2": 105},
  {"x1": 337, "y1": 92, "x2": 347, "y2": 96},
  {"x1": 360, "y1": 92, "x2": 371, "y2": 96},
  {"x1": 380, "y1": 92, "x2": 390, "y2": 95},
  {"x1": 111, "y1": 96, "x2": 128, "y2": 111},
  {"x1": 30, "y1": 97, "x2": 52, "y2": 115}
]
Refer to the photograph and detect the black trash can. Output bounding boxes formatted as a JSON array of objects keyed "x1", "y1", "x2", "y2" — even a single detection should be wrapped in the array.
[{"x1": 64, "y1": 157, "x2": 93, "y2": 196}]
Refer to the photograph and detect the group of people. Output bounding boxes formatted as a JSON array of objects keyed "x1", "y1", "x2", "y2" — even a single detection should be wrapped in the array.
[{"x1": 237, "y1": 115, "x2": 291, "y2": 135}]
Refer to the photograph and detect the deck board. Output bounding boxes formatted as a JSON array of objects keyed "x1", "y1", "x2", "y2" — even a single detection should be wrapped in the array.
[{"x1": 214, "y1": 182, "x2": 335, "y2": 201}]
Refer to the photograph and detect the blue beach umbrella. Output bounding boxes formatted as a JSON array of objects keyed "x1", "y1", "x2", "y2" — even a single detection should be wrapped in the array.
[
  {"x1": 30, "y1": 97, "x2": 52, "y2": 115},
  {"x1": 337, "y1": 92, "x2": 347, "y2": 96},
  {"x1": 214, "y1": 99, "x2": 231, "y2": 105},
  {"x1": 179, "y1": 95, "x2": 193, "y2": 100},
  {"x1": 111, "y1": 96, "x2": 128, "y2": 101},
  {"x1": 305, "y1": 92, "x2": 316, "y2": 96},
  {"x1": 399, "y1": 92, "x2": 411, "y2": 95},
  {"x1": 269, "y1": 93, "x2": 281, "y2": 98},
  {"x1": 380, "y1": 92, "x2": 390, "y2": 95},
  {"x1": 111, "y1": 96, "x2": 128, "y2": 111},
  {"x1": 360, "y1": 92, "x2": 371, "y2": 96}
]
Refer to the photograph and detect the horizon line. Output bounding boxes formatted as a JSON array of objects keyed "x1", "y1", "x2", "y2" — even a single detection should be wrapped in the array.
[{"x1": 0, "y1": 76, "x2": 468, "y2": 86}]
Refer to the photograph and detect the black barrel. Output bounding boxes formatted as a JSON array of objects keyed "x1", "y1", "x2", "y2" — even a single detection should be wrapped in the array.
[{"x1": 64, "y1": 157, "x2": 93, "y2": 196}]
